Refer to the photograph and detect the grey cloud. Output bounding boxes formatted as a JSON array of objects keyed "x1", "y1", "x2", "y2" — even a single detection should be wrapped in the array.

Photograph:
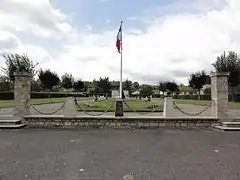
[
  {"x1": 172, "y1": 69, "x2": 190, "y2": 77},
  {"x1": 0, "y1": 31, "x2": 20, "y2": 52}
]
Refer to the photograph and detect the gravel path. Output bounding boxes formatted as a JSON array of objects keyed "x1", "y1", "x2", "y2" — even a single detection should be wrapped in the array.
[{"x1": 1, "y1": 129, "x2": 240, "y2": 180}]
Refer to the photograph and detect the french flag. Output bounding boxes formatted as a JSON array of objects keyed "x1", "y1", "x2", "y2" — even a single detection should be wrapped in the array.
[{"x1": 116, "y1": 23, "x2": 122, "y2": 53}]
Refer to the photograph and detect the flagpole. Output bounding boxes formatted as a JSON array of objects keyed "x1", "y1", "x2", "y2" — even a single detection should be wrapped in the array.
[{"x1": 119, "y1": 20, "x2": 123, "y2": 99}]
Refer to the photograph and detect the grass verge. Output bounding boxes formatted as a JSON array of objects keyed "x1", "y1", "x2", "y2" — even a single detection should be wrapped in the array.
[
  {"x1": 174, "y1": 99, "x2": 240, "y2": 109},
  {"x1": 0, "y1": 97, "x2": 91, "y2": 108}
]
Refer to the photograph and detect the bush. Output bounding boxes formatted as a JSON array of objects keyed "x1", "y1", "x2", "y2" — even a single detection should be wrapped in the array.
[
  {"x1": 173, "y1": 94, "x2": 211, "y2": 100},
  {"x1": 0, "y1": 91, "x2": 90, "y2": 100}
]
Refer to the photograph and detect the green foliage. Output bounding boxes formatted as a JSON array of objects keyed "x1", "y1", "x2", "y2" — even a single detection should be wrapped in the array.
[
  {"x1": 61, "y1": 73, "x2": 74, "y2": 89},
  {"x1": 123, "y1": 79, "x2": 132, "y2": 95},
  {"x1": 165, "y1": 81, "x2": 179, "y2": 93},
  {"x1": 140, "y1": 84, "x2": 153, "y2": 97},
  {"x1": 158, "y1": 81, "x2": 167, "y2": 93},
  {"x1": 73, "y1": 80, "x2": 84, "y2": 92},
  {"x1": 188, "y1": 71, "x2": 209, "y2": 91},
  {"x1": 132, "y1": 81, "x2": 139, "y2": 91},
  {"x1": 212, "y1": 51, "x2": 240, "y2": 87},
  {"x1": 96, "y1": 77, "x2": 111, "y2": 98},
  {"x1": 1, "y1": 53, "x2": 38, "y2": 82},
  {"x1": 31, "y1": 80, "x2": 42, "y2": 92},
  {"x1": 38, "y1": 69, "x2": 60, "y2": 91},
  {"x1": 0, "y1": 76, "x2": 12, "y2": 91}
]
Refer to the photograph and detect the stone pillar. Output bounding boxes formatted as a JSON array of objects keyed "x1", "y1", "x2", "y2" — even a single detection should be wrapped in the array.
[
  {"x1": 13, "y1": 72, "x2": 32, "y2": 119},
  {"x1": 210, "y1": 72, "x2": 229, "y2": 120},
  {"x1": 64, "y1": 97, "x2": 77, "y2": 116},
  {"x1": 115, "y1": 99, "x2": 124, "y2": 117},
  {"x1": 163, "y1": 97, "x2": 173, "y2": 117}
]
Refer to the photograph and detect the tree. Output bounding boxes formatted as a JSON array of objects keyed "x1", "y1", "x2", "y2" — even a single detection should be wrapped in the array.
[
  {"x1": 1, "y1": 53, "x2": 38, "y2": 82},
  {"x1": 0, "y1": 76, "x2": 12, "y2": 91},
  {"x1": 73, "y1": 80, "x2": 84, "y2": 92},
  {"x1": 61, "y1": 73, "x2": 74, "y2": 89},
  {"x1": 38, "y1": 69, "x2": 60, "y2": 91},
  {"x1": 132, "y1": 81, "x2": 139, "y2": 91},
  {"x1": 212, "y1": 51, "x2": 240, "y2": 101},
  {"x1": 123, "y1": 79, "x2": 132, "y2": 96},
  {"x1": 188, "y1": 71, "x2": 209, "y2": 99},
  {"x1": 140, "y1": 84, "x2": 153, "y2": 97},
  {"x1": 97, "y1": 77, "x2": 111, "y2": 99},
  {"x1": 165, "y1": 81, "x2": 179, "y2": 95},
  {"x1": 158, "y1": 81, "x2": 166, "y2": 94},
  {"x1": 31, "y1": 79, "x2": 42, "y2": 92}
]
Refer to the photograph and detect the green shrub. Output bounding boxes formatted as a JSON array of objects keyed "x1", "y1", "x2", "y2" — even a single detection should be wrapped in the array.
[{"x1": 0, "y1": 91, "x2": 90, "y2": 100}]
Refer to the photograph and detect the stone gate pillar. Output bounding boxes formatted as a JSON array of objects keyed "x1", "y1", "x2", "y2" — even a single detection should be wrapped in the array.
[
  {"x1": 13, "y1": 72, "x2": 32, "y2": 119},
  {"x1": 210, "y1": 72, "x2": 229, "y2": 120}
]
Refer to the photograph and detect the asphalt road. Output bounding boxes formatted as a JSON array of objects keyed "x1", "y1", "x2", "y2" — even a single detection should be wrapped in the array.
[{"x1": 1, "y1": 129, "x2": 240, "y2": 180}]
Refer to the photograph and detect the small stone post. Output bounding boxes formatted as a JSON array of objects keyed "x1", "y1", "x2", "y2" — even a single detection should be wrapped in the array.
[
  {"x1": 13, "y1": 72, "x2": 32, "y2": 120},
  {"x1": 210, "y1": 72, "x2": 229, "y2": 120},
  {"x1": 163, "y1": 97, "x2": 173, "y2": 117}
]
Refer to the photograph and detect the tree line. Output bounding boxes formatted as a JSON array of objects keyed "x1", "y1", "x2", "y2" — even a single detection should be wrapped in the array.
[{"x1": 0, "y1": 51, "x2": 240, "y2": 101}]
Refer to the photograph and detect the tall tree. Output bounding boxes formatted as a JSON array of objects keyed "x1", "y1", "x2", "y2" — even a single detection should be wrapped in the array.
[
  {"x1": 0, "y1": 76, "x2": 12, "y2": 91},
  {"x1": 61, "y1": 73, "x2": 74, "y2": 89},
  {"x1": 31, "y1": 79, "x2": 42, "y2": 92},
  {"x1": 97, "y1": 77, "x2": 111, "y2": 99},
  {"x1": 73, "y1": 80, "x2": 84, "y2": 92},
  {"x1": 158, "y1": 81, "x2": 166, "y2": 95},
  {"x1": 38, "y1": 69, "x2": 60, "y2": 91},
  {"x1": 188, "y1": 71, "x2": 209, "y2": 98},
  {"x1": 132, "y1": 81, "x2": 139, "y2": 91},
  {"x1": 212, "y1": 51, "x2": 240, "y2": 101},
  {"x1": 165, "y1": 81, "x2": 179, "y2": 95},
  {"x1": 123, "y1": 79, "x2": 132, "y2": 96},
  {"x1": 139, "y1": 84, "x2": 153, "y2": 97},
  {"x1": 1, "y1": 53, "x2": 38, "y2": 82}
]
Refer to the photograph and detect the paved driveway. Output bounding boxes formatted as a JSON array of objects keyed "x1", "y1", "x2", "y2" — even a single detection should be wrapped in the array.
[{"x1": 1, "y1": 129, "x2": 240, "y2": 180}]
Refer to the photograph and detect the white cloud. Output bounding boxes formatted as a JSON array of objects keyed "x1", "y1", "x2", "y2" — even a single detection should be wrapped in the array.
[
  {"x1": 0, "y1": 0, "x2": 75, "y2": 38},
  {"x1": 1, "y1": 0, "x2": 240, "y2": 85},
  {"x1": 0, "y1": 30, "x2": 20, "y2": 52}
]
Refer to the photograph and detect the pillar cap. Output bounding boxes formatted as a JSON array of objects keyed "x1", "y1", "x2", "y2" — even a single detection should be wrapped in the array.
[
  {"x1": 210, "y1": 71, "x2": 229, "y2": 77},
  {"x1": 14, "y1": 72, "x2": 32, "y2": 77}
]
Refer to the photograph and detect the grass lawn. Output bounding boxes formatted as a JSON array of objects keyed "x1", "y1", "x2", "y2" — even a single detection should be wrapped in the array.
[
  {"x1": 0, "y1": 97, "x2": 91, "y2": 108},
  {"x1": 77, "y1": 99, "x2": 163, "y2": 112},
  {"x1": 174, "y1": 99, "x2": 240, "y2": 109}
]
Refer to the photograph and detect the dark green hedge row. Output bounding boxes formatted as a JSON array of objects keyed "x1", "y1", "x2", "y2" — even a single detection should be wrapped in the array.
[
  {"x1": 152, "y1": 94, "x2": 240, "y2": 101},
  {"x1": 0, "y1": 92, "x2": 89, "y2": 100},
  {"x1": 0, "y1": 91, "x2": 240, "y2": 101}
]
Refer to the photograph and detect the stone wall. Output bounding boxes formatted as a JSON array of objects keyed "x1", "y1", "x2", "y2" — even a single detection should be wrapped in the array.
[{"x1": 24, "y1": 115, "x2": 218, "y2": 129}]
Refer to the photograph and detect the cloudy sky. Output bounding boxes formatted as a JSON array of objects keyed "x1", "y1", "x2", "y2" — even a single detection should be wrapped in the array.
[{"x1": 0, "y1": 0, "x2": 239, "y2": 85}]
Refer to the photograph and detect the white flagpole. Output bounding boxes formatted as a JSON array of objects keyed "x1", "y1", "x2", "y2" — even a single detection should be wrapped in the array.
[{"x1": 119, "y1": 20, "x2": 123, "y2": 99}]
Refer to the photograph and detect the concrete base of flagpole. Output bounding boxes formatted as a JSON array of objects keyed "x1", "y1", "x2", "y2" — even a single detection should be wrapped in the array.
[{"x1": 115, "y1": 99, "x2": 124, "y2": 117}]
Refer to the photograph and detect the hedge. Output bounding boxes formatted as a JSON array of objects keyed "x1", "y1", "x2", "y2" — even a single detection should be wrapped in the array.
[
  {"x1": 0, "y1": 91, "x2": 240, "y2": 101},
  {"x1": 0, "y1": 92, "x2": 90, "y2": 100}
]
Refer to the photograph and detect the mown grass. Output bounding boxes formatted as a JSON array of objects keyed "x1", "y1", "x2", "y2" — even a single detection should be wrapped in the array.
[
  {"x1": 174, "y1": 99, "x2": 240, "y2": 109},
  {"x1": 77, "y1": 99, "x2": 163, "y2": 112}
]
